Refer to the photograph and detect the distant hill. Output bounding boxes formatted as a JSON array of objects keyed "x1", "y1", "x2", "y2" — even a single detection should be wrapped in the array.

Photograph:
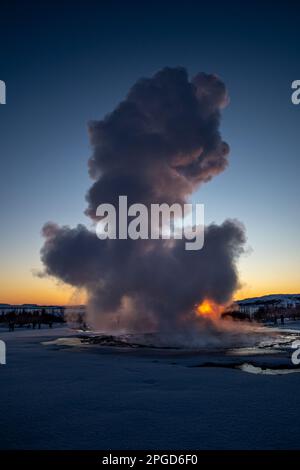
[{"x1": 237, "y1": 294, "x2": 300, "y2": 306}]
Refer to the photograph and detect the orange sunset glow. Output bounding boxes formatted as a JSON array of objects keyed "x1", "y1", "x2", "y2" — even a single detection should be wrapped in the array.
[
  {"x1": 196, "y1": 299, "x2": 225, "y2": 317},
  {"x1": 0, "y1": 271, "x2": 300, "y2": 306}
]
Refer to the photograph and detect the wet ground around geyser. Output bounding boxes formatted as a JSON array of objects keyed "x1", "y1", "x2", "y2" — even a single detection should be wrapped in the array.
[{"x1": 1, "y1": 323, "x2": 300, "y2": 449}]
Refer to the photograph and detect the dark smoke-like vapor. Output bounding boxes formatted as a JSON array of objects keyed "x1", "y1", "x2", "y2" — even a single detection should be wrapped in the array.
[
  {"x1": 41, "y1": 67, "x2": 246, "y2": 334},
  {"x1": 86, "y1": 67, "x2": 229, "y2": 216}
]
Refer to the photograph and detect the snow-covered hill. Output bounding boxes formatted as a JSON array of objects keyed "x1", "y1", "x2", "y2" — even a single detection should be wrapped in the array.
[{"x1": 237, "y1": 294, "x2": 300, "y2": 306}]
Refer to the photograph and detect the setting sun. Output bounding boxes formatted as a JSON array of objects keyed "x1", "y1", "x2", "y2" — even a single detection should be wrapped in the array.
[{"x1": 196, "y1": 299, "x2": 224, "y2": 317}]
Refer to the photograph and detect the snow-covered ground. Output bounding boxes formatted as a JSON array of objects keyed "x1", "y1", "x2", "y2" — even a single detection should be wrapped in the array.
[{"x1": 1, "y1": 324, "x2": 300, "y2": 449}]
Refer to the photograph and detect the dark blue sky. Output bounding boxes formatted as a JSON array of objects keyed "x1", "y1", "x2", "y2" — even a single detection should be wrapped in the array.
[{"x1": 0, "y1": 0, "x2": 299, "y2": 302}]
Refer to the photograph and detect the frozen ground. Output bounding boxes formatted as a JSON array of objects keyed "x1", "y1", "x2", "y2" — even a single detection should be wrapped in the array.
[{"x1": 0, "y1": 324, "x2": 300, "y2": 449}]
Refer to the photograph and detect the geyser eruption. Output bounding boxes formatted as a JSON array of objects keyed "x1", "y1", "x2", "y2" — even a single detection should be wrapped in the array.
[{"x1": 41, "y1": 66, "x2": 251, "y2": 344}]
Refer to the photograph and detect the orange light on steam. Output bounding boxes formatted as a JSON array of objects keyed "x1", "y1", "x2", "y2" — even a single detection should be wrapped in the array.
[{"x1": 196, "y1": 298, "x2": 224, "y2": 317}]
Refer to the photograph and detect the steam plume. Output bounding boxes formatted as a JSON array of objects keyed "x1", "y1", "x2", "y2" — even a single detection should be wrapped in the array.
[{"x1": 41, "y1": 67, "x2": 246, "y2": 334}]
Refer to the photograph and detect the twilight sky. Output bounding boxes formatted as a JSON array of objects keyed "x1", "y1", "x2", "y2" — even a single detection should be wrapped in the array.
[{"x1": 0, "y1": 0, "x2": 299, "y2": 304}]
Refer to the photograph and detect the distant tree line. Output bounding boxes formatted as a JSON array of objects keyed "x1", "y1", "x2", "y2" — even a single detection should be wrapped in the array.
[
  {"x1": 222, "y1": 303, "x2": 300, "y2": 324},
  {"x1": 0, "y1": 308, "x2": 65, "y2": 331}
]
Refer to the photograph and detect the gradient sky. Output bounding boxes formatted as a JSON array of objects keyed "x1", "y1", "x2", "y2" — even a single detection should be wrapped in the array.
[{"x1": 0, "y1": 0, "x2": 299, "y2": 304}]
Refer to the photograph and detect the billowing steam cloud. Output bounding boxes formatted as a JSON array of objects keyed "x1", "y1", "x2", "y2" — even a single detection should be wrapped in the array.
[
  {"x1": 41, "y1": 67, "x2": 246, "y2": 333},
  {"x1": 86, "y1": 67, "x2": 229, "y2": 216}
]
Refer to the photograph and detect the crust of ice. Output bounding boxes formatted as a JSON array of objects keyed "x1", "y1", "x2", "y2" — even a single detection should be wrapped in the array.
[
  {"x1": 41, "y1": 337, "x2": 83, "y2": 347},
  {"x1": 238, "y1": 363, "x2": 300, "y2": 375}
]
